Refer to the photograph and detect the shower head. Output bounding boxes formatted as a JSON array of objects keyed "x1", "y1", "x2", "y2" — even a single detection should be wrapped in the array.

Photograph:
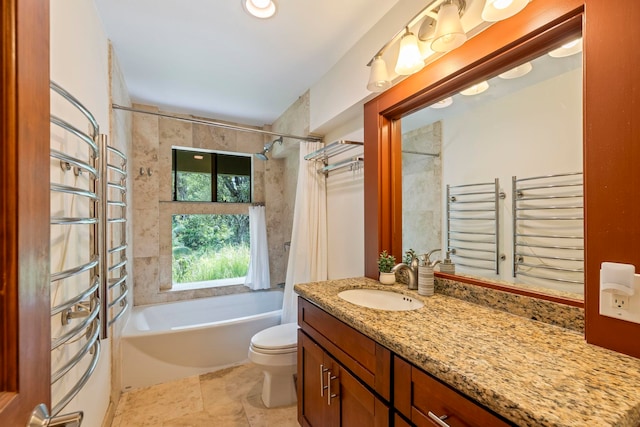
[{"x1": 253, "y1": 136, "x2": 283, "y2": 161}]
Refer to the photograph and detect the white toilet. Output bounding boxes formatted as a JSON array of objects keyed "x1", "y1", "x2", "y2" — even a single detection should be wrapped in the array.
[{"x1": 248, "y1": 322, "x2": 298, "y2": 408}]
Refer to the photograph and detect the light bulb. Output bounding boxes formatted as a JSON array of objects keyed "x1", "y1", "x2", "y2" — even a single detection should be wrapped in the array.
[
  {"x1": 394, "y1": 31, "x2": 424, "y2": 75},
  {"x1": 242, "y1": 0, "x2": 276, "y2": 19}
]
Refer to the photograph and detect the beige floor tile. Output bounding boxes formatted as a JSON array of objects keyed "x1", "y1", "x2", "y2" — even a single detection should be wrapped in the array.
[
  {"x1": 242, "y1": 390, "x2": 299, "y2": 427},
  {"x1": 161, "y1": 410, "x2": 249, "y2": 427},
  {"x1": 111, "y1": 363, "x2": 297, "y2": 427}
]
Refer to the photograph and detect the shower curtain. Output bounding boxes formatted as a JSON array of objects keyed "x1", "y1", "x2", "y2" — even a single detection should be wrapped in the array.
[
  {"x1": 281, "y1": 141, "x2": 328, "y2": 324},
  {"x1": 245, "y1": 205, "x2": 271, "y2": 290}
]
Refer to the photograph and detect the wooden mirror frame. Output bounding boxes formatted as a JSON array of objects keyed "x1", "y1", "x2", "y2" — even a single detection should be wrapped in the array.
[{"x1": 364, "y1": 0, "x2": 640, "y2": 358}]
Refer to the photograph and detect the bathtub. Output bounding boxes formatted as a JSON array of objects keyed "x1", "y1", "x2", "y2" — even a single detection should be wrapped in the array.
[{"x1": 121, "y1": 290, "x2": 283, "y2": 390}]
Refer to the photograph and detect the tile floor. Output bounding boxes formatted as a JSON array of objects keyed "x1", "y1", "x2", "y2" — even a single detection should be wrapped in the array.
[{"x1": 110, "y1": 363, "x2": 299, "y2": 427}]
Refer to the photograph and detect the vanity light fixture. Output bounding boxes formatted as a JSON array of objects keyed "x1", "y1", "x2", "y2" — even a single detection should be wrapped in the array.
[
  {"x1": 242, "y1": 0, "x2": 277, "y2": 19},
  {"x1": 365, "y1": 0, "x2": 530, "y2": 92},
  {"x1": 481, "y1": 0, "x2": 529, "y2": 22},
  {"x1": 395, "y1": 28, "x2": 425, "y2": 75},
  {"x1": 431, "y1": 1, "x2": 467, "y2": 53},
  {"x1": 429, "y1": 97, "x2": 453, "y2": 109},
  {"x1": 460, "y1": 80, "x2": 489, "y2": 96},
  {"x1": 498, "y1": 62, "x2": 533, "y2": 79},
  {"x1": 367, "y1": 56, "x2": 392, "y2": 92},
  {"x1": 548, "y1": 38, "x2": 583, "y2": 58}
]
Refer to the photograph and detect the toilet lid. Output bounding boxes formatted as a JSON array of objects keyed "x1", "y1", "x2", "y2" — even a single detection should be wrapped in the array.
[{"x1": 251, "y1": 322, "x2": 298, "y2": 351}]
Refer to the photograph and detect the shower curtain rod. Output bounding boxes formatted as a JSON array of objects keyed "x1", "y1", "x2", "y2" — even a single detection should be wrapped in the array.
[{"x1": 112, "y1": 104, "x2": 323, "y2": 142}]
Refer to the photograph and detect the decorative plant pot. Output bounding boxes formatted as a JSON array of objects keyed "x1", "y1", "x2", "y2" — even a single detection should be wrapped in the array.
[{"x1": 379, "y1": 271, "x2": 396, "y2": 285}]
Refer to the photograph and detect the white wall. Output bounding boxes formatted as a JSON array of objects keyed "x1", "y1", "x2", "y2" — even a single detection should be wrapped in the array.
[
  {"x1": 325, "y1": 128, "x2": 366, "y2": 279},
  {"x1": 441, "y1": 68, "x2": 583, "y2": 294},
  {"x1": 50, "y1": 1, "x2": 119, "y2": 425}
]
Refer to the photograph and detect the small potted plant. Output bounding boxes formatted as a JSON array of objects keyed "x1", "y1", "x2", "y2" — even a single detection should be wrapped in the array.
[{"x1": 378, "y1": 250, "x2": 396, "y2": 285}]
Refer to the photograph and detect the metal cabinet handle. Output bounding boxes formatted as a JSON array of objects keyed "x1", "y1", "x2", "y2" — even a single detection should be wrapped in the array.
[
  {"x1": 320, "y1": 364, "x2": 329, "y2": 396},
  {"x1": 29, "y1": 404, "x2": 83, "y2": 427},
  {"x1": 327, "y1": 371, "x2": 337, "y2": 405},
  {"x1": 427, "y1": 411, "x2": 451, "y2": 427}
]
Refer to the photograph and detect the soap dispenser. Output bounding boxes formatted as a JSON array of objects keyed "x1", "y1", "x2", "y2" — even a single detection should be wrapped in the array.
[
  {"x1": 418, "y1": 249, "x2": 441, "y2": 296},
  {"x1": 440, "y1": 251, "x2": 456, "y2": 274}
]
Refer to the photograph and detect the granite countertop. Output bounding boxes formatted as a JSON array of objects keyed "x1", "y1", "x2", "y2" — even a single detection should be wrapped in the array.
[{"x1": 294, "y1": 277, "x2": 640, "y2": 427}]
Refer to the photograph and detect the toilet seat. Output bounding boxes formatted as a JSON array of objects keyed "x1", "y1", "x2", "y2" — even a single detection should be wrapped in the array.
[{"x1": 250, "y1": 322, "x2": 298, "y2": 353}]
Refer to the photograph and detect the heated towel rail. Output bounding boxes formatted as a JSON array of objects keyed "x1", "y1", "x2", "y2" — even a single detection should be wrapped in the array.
[
  {"x1": 50, "y1": 81, "x2": 129, "y2": 415},
  {"x1": 512, "y1": 172, "x2": 584, "y2": 285},
  {"x1": 446, "y1": 179, "x2": 505, "y2": 274}
]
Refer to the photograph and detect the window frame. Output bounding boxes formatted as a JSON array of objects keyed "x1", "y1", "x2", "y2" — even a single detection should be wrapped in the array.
[{"x1": 171, "y1": 146, "x2": 253, "y2": 203}]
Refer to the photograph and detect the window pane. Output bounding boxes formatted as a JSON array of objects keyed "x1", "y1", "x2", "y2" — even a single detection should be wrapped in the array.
[
  {"x1": 173, "y1": 150, "x2": 212, "y2": 201},
  {"x1": 172, "y1": 150, "x2": 251, "y2": 203},
  {"x1": 217, "y1": 154, "x2": 251, "y2": 203},
  {"x1": 217, "y1": 175, "x2": 250, "y2": 203},
  {"x1": 172, "y1": 214, "x2": 250, "y2": 284},
  {"x1": 176, "y1": 171, "x2": 212, "y2": 201}
]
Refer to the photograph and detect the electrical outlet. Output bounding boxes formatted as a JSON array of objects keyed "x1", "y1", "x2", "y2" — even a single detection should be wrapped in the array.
[{"x1": 612, "y1": 294, "x2": 630, "y2": 310}]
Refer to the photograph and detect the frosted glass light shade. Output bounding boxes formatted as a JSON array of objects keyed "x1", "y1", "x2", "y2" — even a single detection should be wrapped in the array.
[
  {"x1": 394, "y1": 32, "x2": 424, "y2": 75},
  {"x1": 243, "y1": 0, "x2": 276, "y2": 18},
  {"x1": 429, "y1": 97, "x2": 453, "y2": 109},
  {"x1": 498, "y1": 62, "x2": 532, "y2": 79},
  {"x1": 548, "y1": 38, "x2": 583, "y2": 58},
  {"x1": 481, "y1": 0, "x2": 529, "y2": 22},
  {"x1": 431, "y1": 3, "x2": 467, "y2": 52},
  {"x1": 367, "y1": 57, "x2": 392, "y2": 92},
  {"x1": 460, "y1": 80, "x2": 489, "y2": 96}
]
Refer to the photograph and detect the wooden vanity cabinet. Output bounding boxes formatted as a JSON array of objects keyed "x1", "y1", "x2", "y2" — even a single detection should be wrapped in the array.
[
  {"x1": 394, "y1": 357, "x2": 513, "y2": 427},
  {"x1": 298, "y1": 298, "x2": 391, "y2": 427}
]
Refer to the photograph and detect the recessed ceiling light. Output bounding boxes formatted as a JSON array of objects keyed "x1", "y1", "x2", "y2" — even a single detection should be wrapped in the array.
[
  {"x1": 242, "y1": 0, "x2": 277, "y2": 19},
  {"x1": 498, "y1": 62, "x2": 533, "y2": 79},
  {"x1": 429, "y1": 97, "x2": 453, "y2": 109},
  {"x1": 193, "y1": 155, "x2": 204, "y2": 160},
  {"x1": 460, "y1": 81, "x2": 489, "y2": 96}
]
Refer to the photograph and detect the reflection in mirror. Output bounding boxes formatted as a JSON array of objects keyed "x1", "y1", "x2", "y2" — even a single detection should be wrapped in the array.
[{"x1": 401, "y1": 39, "x2": 583, "y2": 299}]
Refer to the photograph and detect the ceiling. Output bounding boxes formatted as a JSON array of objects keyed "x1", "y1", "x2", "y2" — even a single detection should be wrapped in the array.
[{"x1": 94, "y1": 0, "x2": 401, "y2": 126}]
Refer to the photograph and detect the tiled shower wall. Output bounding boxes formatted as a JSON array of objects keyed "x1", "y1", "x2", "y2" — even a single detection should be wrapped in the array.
[
  {"x1": 402, "y1": 121, "x2": 442, "y2": 256},
  {"x1": 131, "y1": 105, "x2": 293, "y2": 305}
]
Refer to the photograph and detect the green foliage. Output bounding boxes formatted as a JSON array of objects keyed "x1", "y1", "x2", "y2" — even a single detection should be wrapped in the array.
[
  {"x1": 217, "y1": 175, "x2": 250, "y2": 203},
  {"x1": 176, "y1": 171, "x2": 212, "y2": 201},
  {"x1": 172, "y1": 214, "x2": 251, "y2": 284},
  {"x1": 378, "y1": 250, "x2": 396, "y2": 273},
  {"x1": 403, "y1": 248, "x2": 417, "y2": 265},
  {"x1": 173, "y1": 245, "x2": 250, "y2": 283}
]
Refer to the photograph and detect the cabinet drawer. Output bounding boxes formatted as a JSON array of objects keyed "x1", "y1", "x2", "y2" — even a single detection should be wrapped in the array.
[
  {"x1": 298, "y1": 297, "x2": 391, "y2": 401},
  {"x1": 394, "y1": 357, "x2": 512, "y2": 427}
]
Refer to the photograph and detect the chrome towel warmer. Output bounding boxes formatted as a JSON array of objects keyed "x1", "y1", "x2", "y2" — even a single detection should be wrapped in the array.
[
  {"x1": 446, "y1": 179, "x2": 505, "y2": 274},
  {"x1": 512, "y1": 172, "x2": 584, "y2": 285},
  {"x1": 49, "y1": 81, "x2": 129, "y2": 415}
]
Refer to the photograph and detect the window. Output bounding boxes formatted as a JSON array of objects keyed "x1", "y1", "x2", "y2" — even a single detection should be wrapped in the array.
[
  {"x1": 172, "y1": 214, "x2": 250, "y2": 285},
  {"x1": 172, "y1": 149, "x2": 251, "y2": 202}
]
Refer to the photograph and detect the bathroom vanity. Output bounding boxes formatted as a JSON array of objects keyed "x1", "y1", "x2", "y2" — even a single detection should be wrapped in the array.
[{"x1": 295, "y1": 278, "x2": 640, "y2": 427}]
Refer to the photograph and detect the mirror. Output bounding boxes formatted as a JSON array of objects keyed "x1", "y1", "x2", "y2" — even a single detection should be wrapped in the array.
[{"x1": 400, "y1": 38, "x2": 584, "y2": 299}]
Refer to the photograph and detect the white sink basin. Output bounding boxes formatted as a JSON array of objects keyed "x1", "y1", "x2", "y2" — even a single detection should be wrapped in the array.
[{"x1": 337, "y1": 289, "x2": 424, "y2": 311}]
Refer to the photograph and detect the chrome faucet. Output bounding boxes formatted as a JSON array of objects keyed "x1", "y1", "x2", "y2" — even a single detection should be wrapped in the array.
[
  {"x1": 423, "y1": 248, "x2": 442, "y2": 268},
  {"x1": 391, "y1": 254, "x2": 419, "y2": 290}
]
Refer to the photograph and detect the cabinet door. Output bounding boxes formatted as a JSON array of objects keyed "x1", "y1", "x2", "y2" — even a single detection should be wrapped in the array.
[
  {"x1": 298, "y1": 330, "x2": 328, "y2": 427},
  {"x1": 299, "y1": 330, "x2": 390, "y2": 427},
  {"x1": 333, "y1": 359, "x2": 389, "y2": 427}
]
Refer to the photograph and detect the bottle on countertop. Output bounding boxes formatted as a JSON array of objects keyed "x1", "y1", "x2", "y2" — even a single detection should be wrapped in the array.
[
  {"x1": 418, "y1": 249, "x2": 441, "y2": 296},
  {"x1": 439, "y1": 250, "x2": 456, "y2": 274}
]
